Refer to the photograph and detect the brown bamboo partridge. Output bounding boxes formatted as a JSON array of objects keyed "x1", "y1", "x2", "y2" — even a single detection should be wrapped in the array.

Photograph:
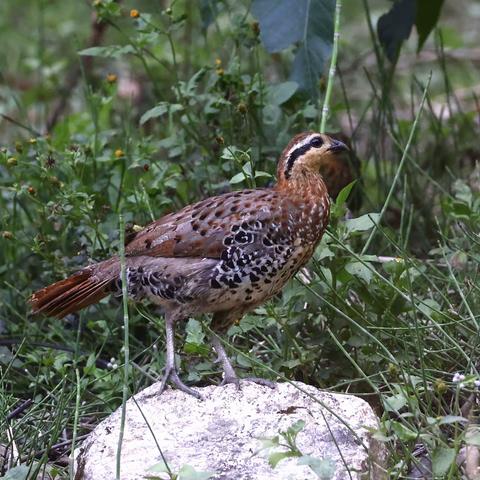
[{"x1": 30, "y1": 132, "x2": 348, "y2": 398}]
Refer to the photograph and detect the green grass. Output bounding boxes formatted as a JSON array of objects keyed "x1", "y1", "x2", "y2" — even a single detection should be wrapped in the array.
[{"x1": 1, "y1": 0, "x2": 480, "y2": 478}]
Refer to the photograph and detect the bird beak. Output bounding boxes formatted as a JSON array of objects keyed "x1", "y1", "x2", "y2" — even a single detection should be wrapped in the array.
[{"x1": 327, "y1": 139, "x2": 349, "y2": 154}]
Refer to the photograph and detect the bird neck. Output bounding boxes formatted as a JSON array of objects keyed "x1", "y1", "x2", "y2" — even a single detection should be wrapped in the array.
[{"x1": 276, "y1": 168, "x2": 329, "y2": 204}]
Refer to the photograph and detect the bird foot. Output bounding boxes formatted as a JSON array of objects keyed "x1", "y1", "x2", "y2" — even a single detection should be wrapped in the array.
[
  {"x1": 221, "y1": 375, "x2": 276, "y2": 390},
  {"x1": 158, "y1": 367, "x2": 202, "y2": 400}
]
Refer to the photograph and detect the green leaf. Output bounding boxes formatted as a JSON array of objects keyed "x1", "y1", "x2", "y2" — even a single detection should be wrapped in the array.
[
  {"x1": 438, "y1": 415, "x2": 468, "y2": 425},
  {"x1": 185, "y1": 319, "x2": 205, "y2": 345},
  {"x1": 335, "y1": 180, "x2": 356, "y2": 207},
  {"x1": 431, "y1": 447, "x2": 456, "y2": 476},
  {"x1": 178, "y1": 464, "x2": 214, "y2": 480},
  {"x1": 383, "y1": 393, "x2": 407, "y2": 412},
  {"x1": 286, "y1": 419, "x2": 305, "y2": 437},
  {"x1": 1, "y1": 465, "x2": 30, "y2": 480},
  {"x1": 466, "y1": 426, "x2": 480, "y2": 446},
  {"x1": 268, "y1": 450, "x2": 301, "y2": 468},
  {"x1": 78, "y1": 45, "x2": 135, "y2": 58},
  {"x1": 266, "y1": 81, "x2": 298, "y2": 106},
  {"x1": 262, "y1": 104, "x2": 281, "y2": 125},
  {"x1": 345, "y1": 261, "x2": 373, "y2": 284},
  {"x1": 377, "y1": 0, "x2": 415, "y2": 62},
  {"x1": 252, "y1": 0, "x2": 335, "y2": 98},
  {"x1": 147, "y1": 460, "x2": 169, "y2": 473},
  {"x1": 257, "y1": 435, "x2": 280, "y2": 450},
  {"x1": 298, "y1": 455, "x2": 336, "y2": 479},
  {"x1": 416, "y1": 0, "x2": 444, "y2": 52},
  {"x1": 390, "y1": 421, "x2": 417, "y2": 441},
  {"x1": 230, "y1": 171, "x2": 248, "y2": 184},
  {"x1": 254, "y1": 170, "x2": 272, "y2": 179},
  {"x1": 140, "y1": 103, "x2": 183, "y2": 125},
  {"x1": 345, "y1": 213, "x2": 380, "y2": 233}
]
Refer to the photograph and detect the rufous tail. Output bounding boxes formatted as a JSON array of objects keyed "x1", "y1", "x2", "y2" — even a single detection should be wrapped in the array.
[{"x1": 29, "y1": 257, "x2": 120, "y2": 318}]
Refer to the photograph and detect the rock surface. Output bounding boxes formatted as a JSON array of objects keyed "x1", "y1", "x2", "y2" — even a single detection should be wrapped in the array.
[{"x1": 75, "y1": 381, "x2": 386, "y2": 480}]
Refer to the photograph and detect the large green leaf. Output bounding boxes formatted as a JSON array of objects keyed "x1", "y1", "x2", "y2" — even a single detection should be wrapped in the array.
[
  {"x1": 416, "y1": 0, "x2": 444, "y2": 52},
  {"x1": 431, "y1": 447, "x2": 456, "y2": 476},
  {"x1": 252, "y1": 0, "x2": 335, "y2": 98},
  {"x1": 78, "y1": 45, "x2": 136, "y2": 58},
  {"x1": 377, "y1": 0, "x2": 415, "y2": 62}
]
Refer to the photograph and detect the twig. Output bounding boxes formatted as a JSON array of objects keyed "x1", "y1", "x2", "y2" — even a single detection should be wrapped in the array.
[
  {"x1": 6, "y1": 399, "x2": 33, "y2": 421},
  {"x1": 0, "y1": 114, "x2": 42, "y2": 137},
  {"x1": 320, "y1": 0, "x2": 342, "y2": 133},
  {"x1": 31, "y1": 435, "x2": 90, "y2": 459}
]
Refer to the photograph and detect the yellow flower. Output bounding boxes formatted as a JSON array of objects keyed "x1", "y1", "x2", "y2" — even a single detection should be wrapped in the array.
[
  {"x1": 115, "y1": 149, "x2": 125, "y2": 158},
  {"x1": 106, "y1": 73, "x2": 117, "y2": 83},
  {"x1": 130, "y1": 9, "x2": 140, "y2": 18},
  {"x1": 215, "y1": 58, "x2": 222, "y2": 67},
  {"x1": 29, "y1": 138, "x2": 37, "y2": 144}
]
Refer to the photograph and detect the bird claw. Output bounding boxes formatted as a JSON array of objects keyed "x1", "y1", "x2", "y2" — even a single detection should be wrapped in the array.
[{"x1": 158, "y1": 367, "x2": 203, "y2": 400}]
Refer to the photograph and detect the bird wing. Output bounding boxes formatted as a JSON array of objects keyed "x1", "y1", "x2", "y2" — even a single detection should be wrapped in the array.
[{"x1": 125, "y1": 188, "x2": 298, "y2": 259}]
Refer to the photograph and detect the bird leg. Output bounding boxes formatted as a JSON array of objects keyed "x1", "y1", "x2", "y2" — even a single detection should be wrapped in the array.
[
  {"x1": 210, "y1": 334, "x2": 276, "y2": 389},
  {"x1": 158, "y1": 316, "x2": 201, "y2": 399}
]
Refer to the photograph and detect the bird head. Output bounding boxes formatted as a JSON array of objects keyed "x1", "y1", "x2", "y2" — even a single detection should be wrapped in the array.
[{"x1": 277, "y1": 132, "x2": 348, "y2": 187}]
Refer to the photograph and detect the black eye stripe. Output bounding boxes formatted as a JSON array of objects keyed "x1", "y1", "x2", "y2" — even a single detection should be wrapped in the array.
[
  {"x1": 284, "y1": 136, "x2": 323, "y2": 179},
  {"x1": 284, "y1": 144, "x2": 311, "y2": 178}
]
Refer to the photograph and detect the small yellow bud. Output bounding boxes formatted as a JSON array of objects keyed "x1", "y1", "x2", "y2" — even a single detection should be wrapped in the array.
[
  {"x1": 387, "y1": 363, "x2": 398, "y2": 377},
  {"x1": 49, "y1": 176, "x2": 61, "y2": 186},
  {"x1": 434, "y1": 379, "x2": 448, "y2": 395},
  {"x1": 237, "y1": 102, "x2": 247, "y2": 114},
  {"x1": 29, "y1": 138, "x2": 37, "y2": 144},
  {"x1": 215, "y1": 58, "x2": 222, "y2": 67},
  {"x1": 106, "y1": 73, "x2": 117, "y2": 83},
  {"x1": 130, "y1": 9, "x2": 140, "y2": 18},
  {"x1": 7, "y1": 157, "x2": 17, "y2": 167},
  {"x1": 115, "y1": 149, "x2": 125, "y2": 158}
]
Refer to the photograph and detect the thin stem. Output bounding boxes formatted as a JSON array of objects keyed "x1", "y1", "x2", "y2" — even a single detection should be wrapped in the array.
[
  {"x1": 70, "y1": 368, "x2": 81, "y2": 480},
  {"x1": 320, "y1": 0, "x2": 341, "y2": 133},
  {"x1": 116, "y1": 214, "x2": 130, "y2": 480}
]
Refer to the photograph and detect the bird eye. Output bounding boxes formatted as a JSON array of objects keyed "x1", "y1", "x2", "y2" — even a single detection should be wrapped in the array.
[{"x1": 310, "y1": 137, "x2": 323, "y2": 148}]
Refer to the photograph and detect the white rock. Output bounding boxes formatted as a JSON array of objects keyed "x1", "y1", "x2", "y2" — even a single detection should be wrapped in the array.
[{"x1": 75, "y1": 381, "x2": 386, "y2": 480}]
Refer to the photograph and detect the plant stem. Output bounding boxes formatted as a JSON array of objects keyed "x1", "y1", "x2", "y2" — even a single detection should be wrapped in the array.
[
  {"x1": 70, "y1": 368, "x2": 81, "y2": 480},
  {"x1": 320, "y1": 0, "x2": 342, "y2": 133},
  {"x1": 116, "y1": 213, "x2": 130, "y2": 480}
]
